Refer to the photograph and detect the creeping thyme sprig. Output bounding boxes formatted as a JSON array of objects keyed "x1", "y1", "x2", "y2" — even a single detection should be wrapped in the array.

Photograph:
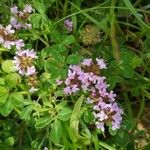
[{"x1": 57, "y1": 58, "x2": 123, "y2": 132}]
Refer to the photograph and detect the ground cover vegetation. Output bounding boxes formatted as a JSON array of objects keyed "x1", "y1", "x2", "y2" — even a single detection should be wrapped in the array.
[{"x1": 0, "y1": 0, "x2": 150, "y2": 149}]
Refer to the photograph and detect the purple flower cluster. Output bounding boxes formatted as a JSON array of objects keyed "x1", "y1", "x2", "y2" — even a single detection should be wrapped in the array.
[
  {"x1": 13, "y1": 49, "x2": 38, "y2": 92},
  {"x1": 0, "y1": 24, "x2": 24, "y2": 49},
  {"x1": 13, "y1": 49, "x2": 37, "y2": 76},
  {"x1": 64, "y1": 19, "x2": 73, "y2": 32},
  {"x1": 10, "y1": 5, "x2": 33, "y2": 30},
  {"x1": 57, "y1": 58, "x2": 123, "y2": 132},
  {"x1": 9, "y1": 4, "x2": 38, "y2": 93},
  {"x1": 0, "y1": 4, "x2": 37, "y2": 93}
]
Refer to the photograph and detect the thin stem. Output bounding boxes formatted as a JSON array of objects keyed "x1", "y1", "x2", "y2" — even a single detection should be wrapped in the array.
[
  {"x1": 25, "y1": 126, "x2": 33, "y2": 143},
  {"x1": 38, "y1": 37, "x2": 50, "y2": 47},
  {"x1": 63, "y1": 0, "x2": 69, "y2": 17},
  {"x1": 123, "y1": 92, "x2": 133, "y2": 118},
  {"x1": 134, "y1": 0, "x2": 142, "y2": 7},
  {"x1": 55, "y1": 6, "x2": 150, "y2": 25},
  {"x1": 38, "y1": 127, "x2": 49, "y2": 150},
  {"x1": 136, "y1": 91, "x2": 145, "y2": 123},
  {"x1": 56, "y1": 0, "x2": 60, "y2": 18},
  {"x1": 99, "y1": 141, "x2": 116, "y2": 150},
  {"x1": 110, "y1": 0, "x2": 120, "y2": 62}
]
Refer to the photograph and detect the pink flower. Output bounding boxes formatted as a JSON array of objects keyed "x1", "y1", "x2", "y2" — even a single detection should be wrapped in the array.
[
  {"x1": 82, "y1": 58, "x2": 92, "y2": 66},
  {"x1": 15, "y1": 39, "x2": 25, "y2": 50},
  {"x1": 56, "y1": 79, "x2": 63, "y2": 85},
  {"x1": 11, "y1": 6, "x2": 18, "y2": 14},
  {"x1": 29, "y1": 87, "x2": 38, "y2": 93},
  {"x1": 64, "y1": 19, "x2": 73, "y2": 32},
  {"x1": 96, "y1": 58, "x2": 107, "y2": 69},
  {"x1": 64, "y1": 86, "x2": 72, "y2": 95},
  {"x1": 5, "y1": 25, "x2": 15, "y2": 34},
  {"x1": 13, "y1": 49, "x2": 37, "y2": 76},
  {"x1": 96, "y1": 122, "x2": 105, "y2": 132},
  {"x1": 56, "y1": 58, "x2": 123, "y2": 132},
  {"x1": 26, "y1": 49, "x2": 37, "y2": 58},
  {"x1": 23, "y1": 5, "x2": 33, "y2": 13},
  {"x1": 26, "y1": 66, "x2": 36, "y2": 76},
  {"x1": 10, "y1": 5, "x2": 33, "y2": 30},
  {"x1": 3, "y1": 41, "x2": 15, "y2": 49}
]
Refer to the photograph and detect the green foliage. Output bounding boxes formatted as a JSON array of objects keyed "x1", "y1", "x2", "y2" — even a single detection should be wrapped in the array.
[
  {"x1": 1, "y1": 60, "x2": 15, "y2": 73},
  {"x1": 0, "y1": 0, "x2": 149, "y2": 149}
]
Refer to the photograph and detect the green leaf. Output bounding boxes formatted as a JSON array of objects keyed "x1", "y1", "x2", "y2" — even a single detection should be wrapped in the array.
[
  {"x1": 70, "y1": 95, "x2": 84, "y2": 128},
  {"x1": 0, "y1": 97, "x2": 13, "y2": 116},
  {"x1": 83, "y1": 110, "x2": 94, "y2": 123},
  {"x1": 123, "y1": 0, "x2": 150, "y2": 30},
  {"x1": 44, "y1": 60, "x2": 59, "y2": 72},
  {"x1": 57, "y1": 107, "x2": 72, "y2": 121},
  {"x1": 69, "y1": 95, "x2": 84, "y2": 141},
  {"x1": 1, "y1": 60, "x2": 15, "y2": 73},
  {"x1": 50, "y1": 29, "x2": 61, "y2": 42},
  {"x1": 50, "y1": 120, "x2": 63, "y2": 144},
  {"x1": 62, "y1": 35, "x2": 75, "y2": 45},
  {"x1": 34, "y1": 2, "x2": 46, "y2": 14},
  {"x1": 51, "y1": 44, "x2": 66, "y2": 52},
  {"x1": 67, "y1": 54, "x2": 82, "y2": 64},
  {"x1": 120, "y1": 65, "x2": 134, "y2": 78},
  {"x1": 130, "y1": 56, "x2": 142, "y2": 69},
  {"x1": 131, "y1": 88, "x2": 140, "y2": 97},
  {"x1": 5, "y1": 137, "x2": 14, "y2": 146},
  {"x1": 59, "y1": 68, "x2": 67, "y2": 79},
  {"x1": 30, "y1": 13, "x2": 42, "y2": 28},
  {"x1": 109, "y1": 127, "x2": 117, "y2": 136},
  {"x1": 0, "y1": 92, "x2": 24, "y2": 116},
  {"x1": 0, "y1": 47, "x2": 8, "y2": 52},
  {"x1": 122, "y1": 118, "x2": 135, "y2": 131},
  {"x1": 143, "y1": 52, "x2": 150, "y2": 58},
  {"x1": 35, "y1": 115, "x2": 53, "y2": 129},
  {"x1": 0, "y1": 86, "x2": 8, "y2": 105},
  {"x1": 0, "y1": 78, "x2": 5, "y2": 85},
  {"x1": 5, "y1": 73, "x2": 21, "y2": 88},
  {"x1": 115, "y1": 130, "x2": 129, "y2": 147},
  {"x1": 9, "y1": 92, "x2": 24, "y2": 107},
  {"x1": 20, "y1": 105, "x2": 33, "y2": 121},
  {"x1": 55, "y1": 101, "x2": 67, "y2": 111},
  {"x1": 49, "y1": 50, "x2": 64, "y2": 63}
]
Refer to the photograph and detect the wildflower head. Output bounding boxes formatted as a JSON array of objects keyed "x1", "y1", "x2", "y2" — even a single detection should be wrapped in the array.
[
  {"x1": 57, "y1": 57, "x2": 123, "y2": 132},
  {"x1": 64, "y1": 19, "x2": 73, "y2": 32},
  {"x1": 10, "y1": 5, "x2": 33, "y2": 30},
  {"x1": 13, "y1": 49, "x2": 37, "y2": 76},
  {"x1": 80, "y1": 24, "x2": 100, "y2": 45},
  {"x1": 0, "y1": 24, "x2": 24, "y2": 49}
]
